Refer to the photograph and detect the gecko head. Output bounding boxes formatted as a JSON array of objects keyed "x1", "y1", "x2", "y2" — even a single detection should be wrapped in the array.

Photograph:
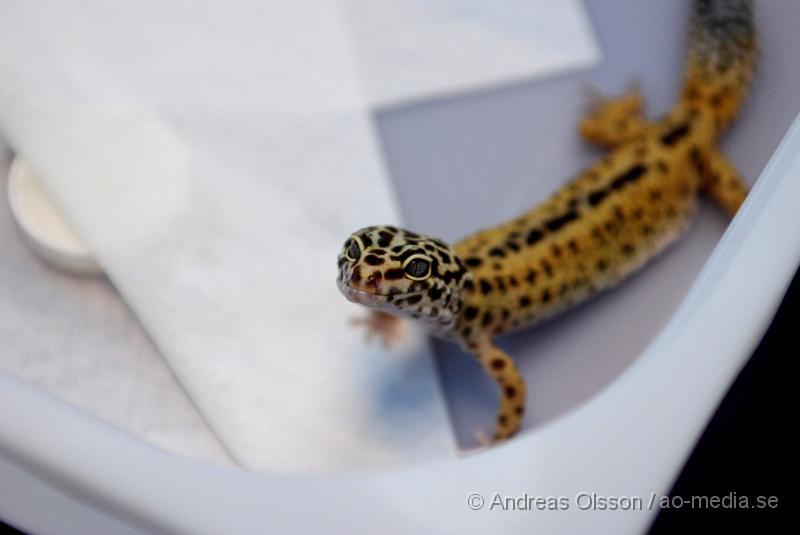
[{"x1": 337, "y1": 225, "x2": 469, "y2": 328}]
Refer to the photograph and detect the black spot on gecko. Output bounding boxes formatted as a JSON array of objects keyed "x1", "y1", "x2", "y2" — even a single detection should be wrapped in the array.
[
  {"x1": 504, "y1": 386, "x2": 518, "y2": 399},
  {"x1": 567, "y1": 239, "x2": 579, "y2": 254},
  {"x1": 479, "y1": 279, "x2": 493, "y2": 295},
  {"x1": 505, "y1": 241, "x2": 520, "y2": 252},
  {"x1": 384, "y1": 268, "x2": 404, "y2": 280},
  {"x1": 350, "y1": 266, "x2": 362, "y2": 283},
  {"x1": 364, "y1": 255, "x2": 384, "y2": 266},
  {"x1": 406, "y1": 294, "x2": 422, "y2": 305},
  {"x1": 610, "y1": 164, "x2": 647, "y2": 191},
  {"x1": 481, "y1": 312, "x2": 493, "y2": 327},
  {"x1": 377, "y1": 231, "x2": 393, "y2": 247},
  {"x1": 526, "y1": 228, "x2": 544, "y2": 246},
  {"x1": 544, "y1": 210, "x2": 579, "y2": 232},
  {"x1": 464, "y1": 306, "x2": 479, "y2": 320},
  {"x1": 588, "y1": 190, "x2": 608, "y2": 206},
  {"x1": 541, "y1": 289, "x2": 552, "y2": 303},
  {"x1": 519, "y1": 296, "x2": 532, "y2": 307},
  {"x1": 441, "y1": 270, "x2": 461, "y2": 284},
  {"x1": 427, "y1": 286, "x2": 444, "y2": 300},
  {"x1": 525, "y1": 269, "x2": 538, "y2": 285},
  {"x1": 465, "y1": 257, "x2": 483, "y2": 268},
  {"x1": 494, "y1": 277, "x2": 507, "y2": 293},
  {"x1": 491, "y1": 358, "x2": 506, "y2": 371},
  {"x1": 463, "y1": 279, "x2": 475, "y2": 292},
  {"x1": 660, "y1": 123, "x2": 690, "y2": 146},
  {"x1": 541, "y1": 259, "x2": 553, "y2": 278},
  {"x1": 488, "y1": 247, "x2": 506, "y2": 258}
]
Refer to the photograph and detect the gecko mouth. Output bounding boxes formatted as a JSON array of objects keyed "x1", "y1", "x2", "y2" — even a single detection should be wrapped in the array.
[
  {"x1": 341, "y1": 286, "x2": 386, "y2": 307},
  {"x1": 338, "y1": 281, "x2": 418, "y2": 309}
]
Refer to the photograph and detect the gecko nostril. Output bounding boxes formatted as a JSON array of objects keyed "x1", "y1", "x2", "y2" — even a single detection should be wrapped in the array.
[{"x1": 366, "y1": 272, "x2": 382, "y2": 288}]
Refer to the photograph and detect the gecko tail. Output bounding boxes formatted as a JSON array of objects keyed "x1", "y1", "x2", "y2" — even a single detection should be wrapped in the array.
[{"x1": 680, "y1": 0, "x2": 758, "y2": 134}]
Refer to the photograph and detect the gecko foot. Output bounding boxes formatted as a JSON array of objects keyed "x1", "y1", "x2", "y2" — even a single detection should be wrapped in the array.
[
  {"x1": 474, "y1": 428, "x2": 494, "y2": 448},
  {"x1": 350, "y1": 311, "x2": 406, "y2": 348},
  {"x1": 458, "y1": 428, "x2": 503, "y2": 455}
]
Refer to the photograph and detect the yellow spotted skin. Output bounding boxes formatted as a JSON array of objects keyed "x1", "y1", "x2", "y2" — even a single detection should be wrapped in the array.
[{"x1": 338, "y1": 0, "x2": 757, "y2": 443}]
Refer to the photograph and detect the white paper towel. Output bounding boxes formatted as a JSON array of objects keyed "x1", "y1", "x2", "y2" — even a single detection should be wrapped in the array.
[
  {"x1": 0, "y1": 1, "x2": 599, "y2": 472},
  {"x1": 344, "y1": 0, "x2": 600, "y2": 106}
]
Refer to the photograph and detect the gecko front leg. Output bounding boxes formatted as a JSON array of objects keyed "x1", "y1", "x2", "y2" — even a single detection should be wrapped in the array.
[
  {"x1": 350, "y1": 311, "x2": 407, "y2": 348},
  {"x1": 470, "y1": 337, "x2": 527, "y2": 442}
]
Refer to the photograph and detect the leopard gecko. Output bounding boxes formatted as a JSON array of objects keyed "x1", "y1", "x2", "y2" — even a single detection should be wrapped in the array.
[{"x1": 337, "y1": 0, "x2": 758, "y2": 443}]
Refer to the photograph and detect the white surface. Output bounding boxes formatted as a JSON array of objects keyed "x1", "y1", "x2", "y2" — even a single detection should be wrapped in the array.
[
  {"x1": 343, "y1": 0, "x2": 599, "y2": 106},
  {"x1": 0, "y1": 1, "x2": 600, "y2": 472},
  {"x1": 2, "y1": 109, "x2": 798, "y2": 535}
]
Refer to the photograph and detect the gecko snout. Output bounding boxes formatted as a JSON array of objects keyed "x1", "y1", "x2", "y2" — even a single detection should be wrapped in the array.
[{"x1": 364, "y1": 271, "x2": 382, "y2": 290}]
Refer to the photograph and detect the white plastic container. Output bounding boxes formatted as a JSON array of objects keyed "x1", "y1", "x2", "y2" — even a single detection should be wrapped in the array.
[{"x1": 1, "y1": 111, "x2": 798, "y2": 535}]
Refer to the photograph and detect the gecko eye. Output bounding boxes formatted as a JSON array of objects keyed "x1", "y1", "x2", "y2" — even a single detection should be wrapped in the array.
[
  {"x1": 345, "y1": 237, "x2": 362, "y2": 261},
  {"x1": 402, "y1": 255, "x2": 431, "y2": 280}
]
